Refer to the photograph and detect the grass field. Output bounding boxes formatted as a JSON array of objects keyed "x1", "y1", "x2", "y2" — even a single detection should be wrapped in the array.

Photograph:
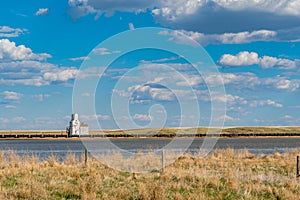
[
  {"x1": 0, "y1": 127, "x2": 300, "y2": 138},
  {"x1": 93, "y1": 126, "x2": 300, "y2": 137},
  {"x1": 2, "y1": 126, "x2": 300, "y2": 139},
  {"x1": 0, "y1": 149, "x2": 299, "y2": 199}
]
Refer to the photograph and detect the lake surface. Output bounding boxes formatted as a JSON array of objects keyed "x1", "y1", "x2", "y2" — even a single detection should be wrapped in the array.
[{"x1": 0, "y1": 138, "x2": 299, "y2": 159}]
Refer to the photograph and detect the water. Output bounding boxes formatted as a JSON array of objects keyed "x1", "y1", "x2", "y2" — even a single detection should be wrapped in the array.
[{"x1": 0, "y1": 137, "x2": 299, "y2": 160}]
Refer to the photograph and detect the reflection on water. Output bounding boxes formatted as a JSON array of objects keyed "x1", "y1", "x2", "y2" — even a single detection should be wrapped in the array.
[{"x1": 0, "y1": 138, "x2": 300, "y2": 160}]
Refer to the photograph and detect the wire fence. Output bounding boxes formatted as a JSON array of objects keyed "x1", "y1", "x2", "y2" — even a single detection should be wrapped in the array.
[{"x1": 1, "y1": 147, "x2": 299, "y2": 162}]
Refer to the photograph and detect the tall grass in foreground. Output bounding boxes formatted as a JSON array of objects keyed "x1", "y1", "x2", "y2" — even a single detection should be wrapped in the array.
[{"x1": 0, "y1": 149, "x2": 299, "y2": 200}]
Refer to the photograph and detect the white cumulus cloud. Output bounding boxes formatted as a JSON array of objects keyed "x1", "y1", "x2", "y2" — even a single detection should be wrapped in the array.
[
  {"x1": 80, "y1": 114, "x2": 111, "y2": 121},
  {"x1": 164, "y1": 29, "x2": 278, "y2": 45},
  {"x1": 0, "y1": 26, "x2": 27, "y2": 38},
  {"x1": 92, "y1": 47, "x2": 121, "y2": 55},
  {"x1": 0, "y1": 39, "x2": 51, "y2": 61},
  {"x1": 4, "y1": 105, "x2": 16, "y2": 109},
  {"x1": 133, "y1": 114, "x2": 152, "y2": 121},
  {"x1": 43, "y1": 68, "x2": 78, "y2": 82},
  {"x1": 260, "y1": 56, "x2": 297, "y2": 69},
  {"x1": 69, "y1": 56, "x2": 90, "y2": 61},
  {"x1": 219, "y1": 51, "x2": 298, "y2": 70},
  {"x1": 2, "y1": 91, "x2": 23, "y2": 100},
  {"x1": 250, "y1": 100, "x2": 283, "y2": 108},
  {"x1": 220, "y1": 51, "x2": 259, "y2": 66},
  {"x1": 263, "y1": 77, "x2": 300, "y2": 92},
  {"x1": 203, "y1": 72, "x2": 299, "y2": 92},
  {"x1": 128, "y1": 84, "x2": 176, "y2": 104},
  {"x1": 0, "y1": 61, "x2": 79, "y2": 86},
  {"x1": 35, "y1": 8, "x2": 49, "y2": 16}
]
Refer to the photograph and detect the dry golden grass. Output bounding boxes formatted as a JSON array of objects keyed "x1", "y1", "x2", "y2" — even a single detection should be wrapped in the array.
[
  {"x1": 93, "y1": 126, "x2": 300, "y2": 137},
  {"x1": 0, "y1": 149, "x2": 299, "y2": 199},
  {"x1": 2, "y1": 126, "x2": 300, "y2": 138}
]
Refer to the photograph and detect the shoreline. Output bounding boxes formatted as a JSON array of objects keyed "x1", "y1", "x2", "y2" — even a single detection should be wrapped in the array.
[
  {"x1": 2, "y1": 126, "x2": 300, "y2": 140},
  {"x1": 1, "y1": 135, "x2": 300, "y2": 141}
]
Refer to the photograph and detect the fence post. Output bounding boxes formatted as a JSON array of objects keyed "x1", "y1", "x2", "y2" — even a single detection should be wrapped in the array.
[
  {"x1": 84, "y1": 148, "x2": 88, "y2": 166},
  {"x1": 297, "y1": 155, "x2": 300, "y2": 178},
  {"x1": 162, "y1": 149, "x2": 165, "y2": 173}
]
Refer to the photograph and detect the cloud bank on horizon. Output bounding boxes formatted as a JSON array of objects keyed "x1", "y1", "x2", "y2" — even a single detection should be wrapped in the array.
[{"x1": 0, "y1": 0, "x2": 300, "y2": 129}]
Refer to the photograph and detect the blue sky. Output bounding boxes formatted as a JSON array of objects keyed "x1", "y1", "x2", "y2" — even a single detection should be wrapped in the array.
[{"x1": 1, "y1": 0, "x2": 300, "y2": 130}]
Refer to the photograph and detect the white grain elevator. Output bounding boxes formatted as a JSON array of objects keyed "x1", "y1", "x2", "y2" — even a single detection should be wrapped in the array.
[{"x1": 67, "y1": 113, "x2": 89, "y2": 136}]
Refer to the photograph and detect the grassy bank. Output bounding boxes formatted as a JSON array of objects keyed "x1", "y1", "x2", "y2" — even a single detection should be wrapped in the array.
[
  {"x1": 0, "y1": 149, "x2": 300, "y2": 199},
  {"x1": 94, "y1": 126, "x2": 300, "y2": 137},
  {"x1": 2, "y1": 127, "x2": 300, "y2": 139}
]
